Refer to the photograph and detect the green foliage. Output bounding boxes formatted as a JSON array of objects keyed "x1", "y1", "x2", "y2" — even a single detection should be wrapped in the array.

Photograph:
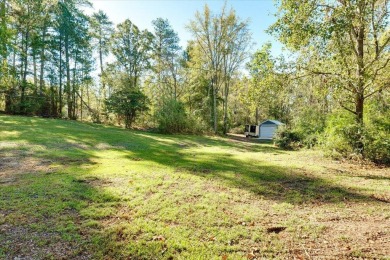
[
  {"x1": 319, "y1": 109, "x2": 390, "y2": 165},
  {"x1": 151, "y1": 18, "x2": 181, "y2": 101},
  {"x1": 187, "y1": 4, "x2": 252, "y2": 133},
  {"x1": 155, "y1": 99, "x2": 188, "y2": 134},
  {"x1": 105, "y1": 88, "x2": 148, "y2": 129},
  {"x1": 292, "y1": 108, "x2": 326, "y2": 148},
  {"x1": 246, "y1": 43, "x2": 293, "y2": 124},
  {"x1": 319, "y1": 112, "x2": 359, "y2": 159},
  {"x1": 229, "y1": 126, "x2": 244, "y2": 134},
  {"x1": 364, "y1": 129, "x2": 390, "y2": 165},
  {"x1": 273, "y1": 126, "x2": 301, "y2": 150},
  {"x1": 363, "y1": 105, "x2": 390, "y2": 164},
  {"x1": 111, "y1": 19, "x2": 153, "y2": 87},
  {"x1": 270, "y1": 0, "x2": 390, "y2": 158}
]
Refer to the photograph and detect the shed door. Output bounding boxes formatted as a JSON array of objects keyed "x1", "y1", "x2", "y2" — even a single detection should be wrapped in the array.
[{"x1": 260, "y1": 126, "x2": 276, "y2": 139}]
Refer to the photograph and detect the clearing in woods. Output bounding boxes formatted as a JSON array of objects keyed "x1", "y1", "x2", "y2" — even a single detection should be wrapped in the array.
[{"x1": 0, "y1": 115, "x2": 389, "y2": 259}]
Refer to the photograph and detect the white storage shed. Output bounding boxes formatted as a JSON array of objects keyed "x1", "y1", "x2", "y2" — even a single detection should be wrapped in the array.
[{"x1": 259, "y1": 120, "x2": 284, "y2": 139}]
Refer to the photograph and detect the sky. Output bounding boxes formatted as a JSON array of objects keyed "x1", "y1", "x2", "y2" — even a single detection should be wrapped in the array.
[{"x1": 86, "y1": 0, "x2": 285, "y2": 56}]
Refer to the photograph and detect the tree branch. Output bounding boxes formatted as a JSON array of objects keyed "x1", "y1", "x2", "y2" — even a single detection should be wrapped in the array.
[{"x1": 339, "y1": 101, "x2": 357, "y2": 115}]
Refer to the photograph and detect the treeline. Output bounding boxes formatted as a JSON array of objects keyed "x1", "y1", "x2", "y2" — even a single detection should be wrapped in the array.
[
  {"x1": 0, "y1": 0, "x2": 251, "y2": 135},
  {"x1": 0, "y1": 0, "x2": 94, "y2": 119},
  {"x1": 256, "y1": 0, "x2": 389, "y2": 164},
  {"x1": 0, "y1": 0, "x2": 389, "y2": 163}
]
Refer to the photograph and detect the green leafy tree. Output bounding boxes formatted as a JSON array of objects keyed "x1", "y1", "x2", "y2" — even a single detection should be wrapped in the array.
[
  {"x1": 151, "y1": 18, "x2": 181, "y2": 101},
  {"x1": 187, "y1": 4, "x2": 251, "y2": 134},
  {"x1": 111, "y1": 19, "x2": 153, "y2": 88},
  {"x1": 270, "y1": 0, "x2": 390, "y2": 152},
  {"x1": 105, "y1": 87, "x2": 148, "y2": 129},
  {"x1": 90, "y1": 10, "x2": 113, "y2": 102}
]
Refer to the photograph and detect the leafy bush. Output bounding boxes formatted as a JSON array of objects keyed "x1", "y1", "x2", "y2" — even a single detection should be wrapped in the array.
[
  {"x1": 155, "y1": 99, "x2": 188, "y2": 134},
  {"x1": 364, "y1": 133, "x2": 390, "y2": 164},
  {"x1": 105, "y1": 88, "x2": 148, "y2": 129},
  {"x1": 292, "y1": 108, "x2": 326, "y2": 148},
  {"x1": 319, "y1": 111, "x2": 359, "y2": 159},
  {"x1": 320, "y1": 110, "x2": 390, "y2": 164},
  {"x1": 363, "y1": 109, "x2": 390, "y2": 164},
  {"x1": 229, "y1": 126, "x2": 244, "y2": 134},
  {"x1": 273, "y1": 126, "x2": 302, "y2": 150}
]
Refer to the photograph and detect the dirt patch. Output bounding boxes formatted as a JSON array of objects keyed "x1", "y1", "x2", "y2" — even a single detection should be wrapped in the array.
[
  {"x1": 286, "y1": 219, "x2": 390, "y2": 259},
  {"x1": 0, "y1": 224, "x2": 90, "y2": 260},
  {"x1": 73, "y1": 176, "x2": 112, "y2": 187},
  {"x1": 175, "y1": 166, "x2": 213, "y2": 174},
  {"x1": 0, "y1": 154, "x2": 54, "y2": 182}
]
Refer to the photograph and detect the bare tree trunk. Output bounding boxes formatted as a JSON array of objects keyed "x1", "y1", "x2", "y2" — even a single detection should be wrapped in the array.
[
  {"x1": 33, "y1": 52, "x2": 37, "y2": 91},
  {"x1": 173, "y1": 74, "x2": 177, "y2": 100},
  {"x1": 59, "y1": 36, "x2": 63, "y2": 117},
  {"x1": 72, "y1": 55, "x2": 77, "y2": 119},
  {"x1": 98, "y1": 36, "x2": 105, "y2": 119},
  {"x1": 65, "y1": 33, "x2": 72, "y2": 119},
  {"x1": 213, "y1": 78, "x2": 218, "y2": 134},
  {"x1": 80, "y1": 87, "x2": 83, "y2": 121},
  {"x1": 20, "y1": 31, "x2": 29, "y2": 114},
  {"x1": 39, "y1": 24, "x2": 46, "y2": 92},
  {"x1": 223, "y1": 79, "x2": 229, "y2": 134}
]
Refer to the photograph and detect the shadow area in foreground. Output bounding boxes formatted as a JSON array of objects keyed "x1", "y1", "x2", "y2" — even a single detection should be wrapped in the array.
[
  {"x1": 1, "y1": 115, "x2": 388, "y2": 259},
  {"x1": 1, "y1": 115, "x2": 384, "y2": 206}
]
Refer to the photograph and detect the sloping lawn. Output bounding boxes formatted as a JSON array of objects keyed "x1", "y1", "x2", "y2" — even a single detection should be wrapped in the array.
[{"x1": 0, "y1": 115, "x2": 389, "y2": 259}]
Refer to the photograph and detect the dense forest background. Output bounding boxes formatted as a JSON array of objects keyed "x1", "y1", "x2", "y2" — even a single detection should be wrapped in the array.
[{"x1": 0, "y1": 0, "x2": 389, "y2": 163}]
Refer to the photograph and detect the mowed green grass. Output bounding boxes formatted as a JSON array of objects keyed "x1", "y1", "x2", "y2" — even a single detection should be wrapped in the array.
[{"x1": 0, "y1": 115, "x2": 389, "y2": 259}]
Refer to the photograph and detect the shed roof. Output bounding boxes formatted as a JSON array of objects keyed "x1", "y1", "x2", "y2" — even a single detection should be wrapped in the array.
[{"x1": 260, "y1": 120, "x2": 284, "y2": 126}]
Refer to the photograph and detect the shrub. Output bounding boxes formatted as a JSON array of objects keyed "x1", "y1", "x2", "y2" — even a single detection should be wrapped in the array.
[
  {"x1": 319, "y1": 111, "x2": 358, "y2": 159},
  {"x1": 363, "y1": 111, "x2": 390, "y2": 164},
  {"x1": 229, "y1": 126, "x2": 244, "y2": 134},
  {"x1": 320, "y1": 109, "x2": 389, "y2": 165},
  {"x1": 273, "y1": 126, "x2": 302, "y2": 150},
  {"x1": 364, "y1": 133, "x2": 390, "y2": 164},
  {"x1": 292, "y1": 108, "x2": 326, "y2": 148},
  {"x1": 105, "y1": 88, "x2": 148, "y2": 129},
  {"x1": 155, "y1": 99, "x2": 188, "y2": 134}
]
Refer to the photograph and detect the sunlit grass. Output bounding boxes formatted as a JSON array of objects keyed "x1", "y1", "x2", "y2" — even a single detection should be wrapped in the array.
[{"x1": 0, "y1": 115, "x2": 389, "y2": 259}]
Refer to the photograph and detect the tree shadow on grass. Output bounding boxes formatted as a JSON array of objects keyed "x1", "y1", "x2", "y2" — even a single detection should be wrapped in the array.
[
  {"x1": 0, "y1": 115, "x2": 384, "y2": 206},
  {"x1": 124, "y1": 145, "x2": 375, "y2": 205},
  {"x1": 1, "y1": 115, "x2": 388, "y2": 259}
]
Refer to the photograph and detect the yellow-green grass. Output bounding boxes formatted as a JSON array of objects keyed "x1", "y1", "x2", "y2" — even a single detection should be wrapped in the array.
[{"x1": 0, "y1": 115, "x2": 389, "y2": 259}]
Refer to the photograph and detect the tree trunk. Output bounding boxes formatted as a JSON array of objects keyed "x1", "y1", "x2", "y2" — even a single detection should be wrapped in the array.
[
  {"x1": 65, "y1": 33, "x2": 72, "y2": 119},
  {"x1": 72, "y1": 56, "x2": 77, "y2": 119},
  {"x1": 33, "y1": 52, "x2": 37, "y2": 91},
  {"x1": 354, "y1": 19, "x2": 365, "y2": 153},
  {"x1": 213, "y1": 78, "x2": 218, "y2": 134},
  {"x1": 59, "y1": 36, "x2": 63, "y2": 117},
  {"x1": 98, "y1": 36, "x2": 106, "y2": 119},
  {"x1": 223, "y1": 79, "x2": 229, "y2": 134},
  {"x1": 20, "y1": 31, "x2": 29, "y2": 114},
  {"x1": 174, "y1": 75, "x2": 177, "y2": 100},
  {"x1": 80, "y1": 87, "x2": 83, "y2": 121},
  {"x1": 0, "y1": 0, "x2": 6, "y2": 61},
  {"x1": 50, "y1": 81, "x2": 55, "y2": 116},
  {"x1": 39, "y1": 24, "x2": 46, "y2": 92}
]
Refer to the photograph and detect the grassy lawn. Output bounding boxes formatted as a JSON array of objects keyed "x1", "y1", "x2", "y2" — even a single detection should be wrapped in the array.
[{"x1": 0, "y1": 115, "x2": 389, "y2": 259}]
